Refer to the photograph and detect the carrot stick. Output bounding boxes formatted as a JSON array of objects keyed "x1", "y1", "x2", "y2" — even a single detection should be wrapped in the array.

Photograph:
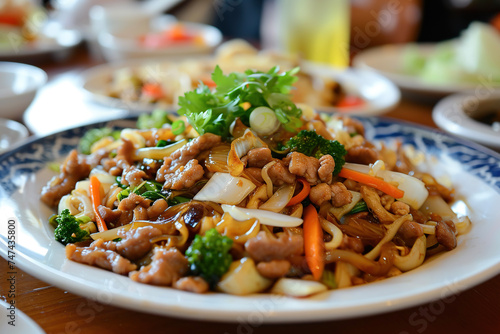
[
  {"x1": 338, "y1": 168, "x2": 404, "y2": 199},
  {"x1": 90, "y1": 175, "x2": 107, "y2": 232},
  {"x1": 303, "y1": 204, "x2": 324, "y2": 281},
  {"x1": 142, "y1": 83, "x2": 164, "y2": 99},
  {"x1": 287, "y1": 178, "x2": 311, "y2": 206}
]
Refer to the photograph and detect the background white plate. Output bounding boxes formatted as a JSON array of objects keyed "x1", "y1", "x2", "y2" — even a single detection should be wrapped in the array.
[
  {"x1": 81, "y1": 59, "x2": 400, "y2": 116},
  {"x1": 353, "y1": 44, "x2": 500, "y2": 98},
  {"x1": 0, "y1": 21, "x2": 82, "y2": 61},
  {"x1": 0, "y1": 117, "x2": 499, "y2": 323}
]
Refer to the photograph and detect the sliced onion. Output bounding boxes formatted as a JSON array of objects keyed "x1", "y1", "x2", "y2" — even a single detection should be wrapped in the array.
[
  {"x1": 90, "y1": 223, "x2": 133, "y2": 241},
  {"x1": 261, "y1": 160, "x2": 276, "y2": 198},
  {"x1": 419, "y1": 195, "x2": 456, "y2": 219},
  {"x1": 134, "y1": 139, "x2": 187, "y2": 160},
  {"x1": 228, "y1": 129, "x2": 267, "y2": 177},
  {"x1": 205, "y1": 143, "x2": 231, "y2": 173},
  {"x1": 259, "y1": 183, "x2": 295, "y2": 213},
  {"x1": 221, "y1": 204, "x2": 303, "y2": 227},
  {"x1": 394, "y1": 235, "x2": 426, "y2": 272},
  {"x1": 329, "y1": 191, "x2": 362, "y2": 220},
  {"x1": 344, "y1": 162, "x2": 429, "y2": 209},
  {"x1": 193, "y1": 172, "x2": 256, "y2": 205},
  {"x1": 364, "y1": 214, "x2": 412, "y2": 261},
  {"x1": 271, "y1": 278, "x2": 327, "y2": 297}
]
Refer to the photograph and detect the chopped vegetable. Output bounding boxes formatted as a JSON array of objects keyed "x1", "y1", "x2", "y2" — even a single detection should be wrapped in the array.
[
  {"x1": 285, "y1": 130, "x2": 346, "y2": 175},
  {"x1": 167, "y1": 196, "x2": 191, "y2": 206},
  {"x1": 321, "y1": 270, "x2": 338, "y2": 289},
  {"x1": 336, "y1": 95, "x2": 365, "y2": 108},
  {"x1": 221, "y1": 204, "x2": 303, "y2": 227},
  {"x1": 141, "y1": 83, "x2": 164, "y2": 99},
  {"x1": 137, "y1": 109, "x2": 172, "y2": 130},
  {"x1": 259, "y1": 183, "x2": 295, "y2": 213},
  {"x1": 271, "y1": 278, "x2": 327, "y2": 297},
  {"x1": 134, "y1": 139, "x2": 187, "y2": 160},
  {"x1": 287, "y1": 178, "x2": 311, "y2": 207},
  {"x1": 348, "y1": 200, "x2": 368, "y2": 215},
  {"x1": 217, "y1": 257, "x2": 272, "y2": 295},
  {"x1": 185, "y1": 228, "x2": 233, "y2": 288},
  {"x1": 249, "y1": 106, "x2": 280, "y2": 135},
  {"x1": 53, "y1": 209, "x2": 92, "y2": 245},
  {"x1": 193, "y1": 172, "x2": 256, "y2": 205},
  {"x1": 228, "y1": 129, "x2": 267, "y2": 176},
  {"x1": 89, "y1": 175, "x2": 107, "y2": 232},
  {"x1": 303, "y1": 204, "x2": 324, "y2": 281},
  {"x1": 117, "y1": 180, "x2": 166, "y2": 202},
  {"x1": 339, "y1": 167, "x2": 404, "y2": 199},
  {"x1": 79, "y1": 128, "x2": 120, "y2": 154},
  {"x1": 342, "y1": 162, "x2": 429, "y2": 209},
  {"x1": 156, "y1": 139, "x2": 169, "y2": 147},
  {"x1": 171, "y1": 120, "x2": 186, "y2": 135},
  {"x1": 177, "y1": 65, "x2": 302, "y2": 138}
]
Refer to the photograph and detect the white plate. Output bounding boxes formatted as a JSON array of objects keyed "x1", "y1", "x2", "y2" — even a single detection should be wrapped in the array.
[
  {"x1": 0, "y1": 300, "x2": 45, "y2": 334},
  {"x1": 353, "y1": 44, "x2": 500, "y2": 98},
  {"x1": 1, "y1": 117, "x2": 499, "y2": 323},
  {"x1": 81, "y1": 59, "x2": 400, "y2": 116},
  {"x1": 0, "y1": 21, "x2": 82, "y2": 60},
  {"x1": 433, "y1": 92, "x2": 500, "y2": 150}
]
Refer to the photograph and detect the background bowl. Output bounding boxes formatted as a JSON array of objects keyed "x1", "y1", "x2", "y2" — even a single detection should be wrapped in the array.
[
  {"x1": 433, "y1": 92, "x2": 500, "y2": 150},
  {"x1": 97, "y1": 21, "x2": 223, "y2": 62},
  {"x1": 0, "y1": 62, "x2": 47, "y2": 120}
]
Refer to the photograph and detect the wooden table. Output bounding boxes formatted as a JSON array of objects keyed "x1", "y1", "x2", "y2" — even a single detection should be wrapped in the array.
[{"x1": 2, "y1": 46, "x2": 500, "y2": 334}]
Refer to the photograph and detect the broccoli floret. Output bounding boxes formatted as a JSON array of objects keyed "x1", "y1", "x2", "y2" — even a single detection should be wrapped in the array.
[
  {"x1": 53, "y1": 209, "x2": 92, "y2": 245},
  {"x1": 185, "y1": 228, "x2": 233, "y2": 288},
  {"x1": 285, "y1": 130, "x2": 346, "y2": 175},
  {"x1": 137, "y1": 109, "x2": 172, "y2": 129},
  {"x1": 79, "y1": 127, "x2": 120, "y2": 154}
]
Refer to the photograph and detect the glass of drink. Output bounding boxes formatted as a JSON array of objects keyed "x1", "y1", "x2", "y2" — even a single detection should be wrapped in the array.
[{"x1": 277, "y1": 0, "x2": 350, "y2": 68}]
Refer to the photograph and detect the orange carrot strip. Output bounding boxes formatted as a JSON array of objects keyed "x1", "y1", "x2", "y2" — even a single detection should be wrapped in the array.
[
  {"x1": 338, "y1": 168, "x2": 404, "y2": 199},
  {"x1": 303, "y1": 204, "x2": 324, "y2": 281},
  {"x1": 90, "y1": 175, "x2": 107, "y2": 232},
  {"x1": 287, "y1": 178, "x2": 311, "y2": 206},
  {"x1": 142, "y1": 83, "x2": 164, "y2": 100}
]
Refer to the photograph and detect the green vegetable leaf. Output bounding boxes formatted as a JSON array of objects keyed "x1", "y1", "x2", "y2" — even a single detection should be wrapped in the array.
[
  {"x1": 79, "y1": 127, "x2": 120, "y2": 154},
  {"x1": 137, "y1": 109, "x2": 172, "y2": 129},
  {"x1": 348, "y1": 200, "x2": 368, "y2": 215},
  {"x1": 53, "y1": 209, "x2": 91, "y2": 245},
  {"x1": 177, "y1": 66, "x2": 303, "y2": 139}
]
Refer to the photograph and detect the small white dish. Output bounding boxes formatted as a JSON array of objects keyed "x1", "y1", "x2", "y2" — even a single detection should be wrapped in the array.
[
  {"x1": 0, "y1": 21, "x2": 82, "y2": 61},
  {"x1": 98, "y1": 21, "x2": 223, "y2": 62},
  {"x1": 0, "y1": 299, "x2": 45, "y2": 334},
  {"x1": 433, "y1": 92, "x2": 500, "y2": 150},
  {"x1": 353, "y1": 44, "x2": 500, "y2": 98},
  {"x1": 0, "y1": 118, "x2": 29, "y2": 154},
  {"x1": 0, "y1": 62, "x2": 47, "y2": 120}
]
